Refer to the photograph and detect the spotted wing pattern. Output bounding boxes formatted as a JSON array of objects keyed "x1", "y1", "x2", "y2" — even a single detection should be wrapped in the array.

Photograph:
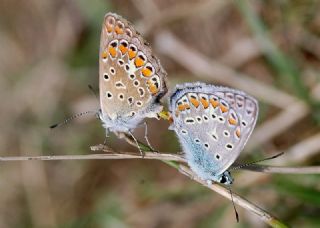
[
  {"x1": 99, "y1": 13, "x2": 167, "y2": 132},
  {"x1": 169, "y1": 82, "x2": 258, "y2": 180}
]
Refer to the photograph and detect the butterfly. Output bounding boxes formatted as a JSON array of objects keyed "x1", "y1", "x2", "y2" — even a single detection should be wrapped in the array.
[
  {"x1": 98, "y1": 13, "x2": 167, "y2": 147},
  {"x1": 168, "y1": 82, "x2": 258, "y2": 184}
]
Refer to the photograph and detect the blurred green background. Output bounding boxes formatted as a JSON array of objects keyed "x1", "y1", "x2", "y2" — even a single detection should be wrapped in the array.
[{"x1": 0, "y1": 0, "x2": 319, "y2": 227}]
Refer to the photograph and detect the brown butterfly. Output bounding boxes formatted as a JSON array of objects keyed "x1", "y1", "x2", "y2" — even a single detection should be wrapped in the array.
[{"x1": 98, "y1": 13, "x2": 167, "y2": 150}]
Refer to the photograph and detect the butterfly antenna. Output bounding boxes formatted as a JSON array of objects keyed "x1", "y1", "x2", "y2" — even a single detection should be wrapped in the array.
[
  {"x1": 228, "y1": 186, "x2": 239, "y2": 223},
  {"x1": 231, "y1": 152, "x2": 284, "y2": 171},
  {"x1": 143, "y1": 122, "x2": 156, "y2": 152},
  {"x1": 50, "y1": 111, "x2": 97, "y2": 129},
  {"x1": 128, "y1": 131, "x2": 145, "y2": 158}
]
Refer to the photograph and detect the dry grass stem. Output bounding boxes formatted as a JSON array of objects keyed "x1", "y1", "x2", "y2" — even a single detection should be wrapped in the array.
[{"x1": 178, "y1": 165, "x2": 284, "y2": 227}]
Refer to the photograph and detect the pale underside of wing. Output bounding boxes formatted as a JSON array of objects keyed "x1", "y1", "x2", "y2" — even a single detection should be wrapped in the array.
[
  {"x1": 99, "y1": 13, "x2": 167, "y2": 122},
  {"x1": 170, "y1": 83, "x2": 258, "y2": 176}
]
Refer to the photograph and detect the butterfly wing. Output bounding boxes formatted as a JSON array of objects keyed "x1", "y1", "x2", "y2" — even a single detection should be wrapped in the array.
[
  {"x1": 99, "y1": 13, "x2": 167, "y2": 132},
  {"x1": 169, "y1": 82, "x2": 258, "y2": 180}
]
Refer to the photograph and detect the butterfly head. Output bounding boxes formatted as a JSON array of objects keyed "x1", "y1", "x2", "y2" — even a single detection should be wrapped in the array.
[{"x1": 217, "y1": 170, "x2": 233, "y2": 185}]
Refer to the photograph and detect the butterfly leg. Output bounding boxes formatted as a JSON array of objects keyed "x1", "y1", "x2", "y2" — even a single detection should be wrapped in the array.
[
  {"x1": 103, "y1": 137, "x2": 108, "y2": 145},
  {"x1": 103, "y1": 130, "x2": 110, "y2": 145},
  {"x1": 128, "y1": 131, "x2": 145, "y2": 158},
  {"x1": 143, "y1": 122, "x2": 157, "y2": 152}
]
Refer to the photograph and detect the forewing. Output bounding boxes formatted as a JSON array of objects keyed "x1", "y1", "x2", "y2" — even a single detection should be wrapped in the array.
[{"x1": 99, "y1": 13, "x2": 167, "y2": 120}]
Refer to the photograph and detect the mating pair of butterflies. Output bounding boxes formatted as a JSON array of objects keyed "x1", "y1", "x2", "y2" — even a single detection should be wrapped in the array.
[{"x1": 98, "y1": 13, "x2": 258, "y2": 185}]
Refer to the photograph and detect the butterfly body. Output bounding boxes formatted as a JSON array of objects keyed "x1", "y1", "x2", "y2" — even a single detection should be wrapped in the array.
[
  {"x1": 169, "y1": 82, "x2": 258, "y2": 184},
  {"x1": 99, "y1": 13, "x2": 167, "y2": 135}
]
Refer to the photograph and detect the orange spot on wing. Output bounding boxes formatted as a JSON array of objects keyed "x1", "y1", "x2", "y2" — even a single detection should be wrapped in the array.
[
  {"x1": 149, "y1": 84, "x2": 158, "y2": 94},
  {"x1": 228, "y1": 117, "x2": 237, "y2": 125},
  {"x1": 108, "y1": 47, "x2": 117, "y2": 58},
  {"x1": 210, "y1": 99, "x2": 219, "y2": 108},
  {"x1": 190, "y1": 98, "x2": 200, "y2": 108},
  {"x1": 142, "y1": 67, "x2": 153, "y2": 77},
  {"x1": 236, "y1": 128, "x2": 241, "y2": 138},
  {"x1": 147, "y1": 80, "x2": 158, "y2": 94},
  {"x1": 119, "y1": 45, "x2": 128, "y2": 54},
  {"x1": 220, "y1": 104, "x2": 228, "y2": 113},
  {"x1": 128, "y1": 50, "x2": 136, "y2": 59},
  {"x1": 184, "y1": 104, "x2": 190, "y2": 110},
  {"x1": 168, "y1": 116, "x2": 174, "y2": 123},
  {"x1": 101, "y1": 51, "x2": 108, "y2": 59},
  {"x1": 178, "y1": 104, "x2": 186, "y2": 111},
  {"x1": 106, "y1": 25, "x2": 113, "y2": 33},
  {"x1": 134, "y1": 57, "x2": 145, "y2": 68},
  {"x1": 200, "y1": 98, "x2": 209, "y2": 109},
  {"x1": 115, "y1": 26, "x2": 124, "y2": 34}
]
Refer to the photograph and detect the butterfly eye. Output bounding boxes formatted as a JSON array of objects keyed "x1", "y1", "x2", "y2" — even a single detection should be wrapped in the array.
[{"x1": 219, "y1": 175, "x2": 227, "y2": 184}]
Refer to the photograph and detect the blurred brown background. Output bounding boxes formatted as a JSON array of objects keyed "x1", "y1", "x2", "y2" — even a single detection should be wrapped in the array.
[{"x1": 0, "y1": 0, "x2": 319, "y2": 227}]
